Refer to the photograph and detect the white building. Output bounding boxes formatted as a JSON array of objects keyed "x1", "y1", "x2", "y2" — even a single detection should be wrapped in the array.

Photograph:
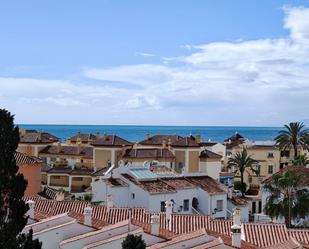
[
  {"x1": 91, "y1": 163, "x2": 227, "y2": 218},
  {"x1": 24, "y1": 200, "x2": 237, "y2": 249}
]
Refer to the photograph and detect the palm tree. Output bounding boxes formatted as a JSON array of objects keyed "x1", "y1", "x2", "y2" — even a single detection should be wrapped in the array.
[
  {"x1": 292, "y1": 155, "x2": 309, "y2": 166},
  {"x1": 275, "y1": 122, "x2": 309, "y2": 158},
  {"x1": 264, "y1": 171, "x2": 309, "y2": 228},
  {"x1": 227, "y1": 148, "x2": 259, "y2": 197}
]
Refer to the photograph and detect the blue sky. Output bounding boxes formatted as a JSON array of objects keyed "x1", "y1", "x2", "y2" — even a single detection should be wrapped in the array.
[{"x1": 1, "y1": 0, "x2": 309, "y2": 126}]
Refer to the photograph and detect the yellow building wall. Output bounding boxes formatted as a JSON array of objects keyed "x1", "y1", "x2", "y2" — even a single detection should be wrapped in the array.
[
  {"x1": 189, "y1": 151, "x2": 199, "y2": 172},
  {"x1": 174, "y1": 150, "x2": 185, "y2": 173},
  {"x1": 49, "y1": 175, "x2": 69, "y2": 186},
  {"x1": 94, "y1": 150, "x2": 112, "y2": 168}
]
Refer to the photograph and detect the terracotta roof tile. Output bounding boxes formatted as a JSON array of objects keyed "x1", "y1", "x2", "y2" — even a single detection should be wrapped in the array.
[
  {"x1": 15, "y1": 151, "x2": 42, "y2": 165},
  {"x1": 185, "y1": 176, "x2": 226, "y2": 195},
  {"x1": 263, "y1": 165, "x2": 309, "y2": 186},
  {"x1": 172, "y1": 135, "x2": 200, "y2": 148},
  {"x1": 20, "y1": 131, "x2": 59, "y2": 144},
  {"x1": 123, "y1": 148, "x2": 175, "y2": 159},
  {"x1": 39, "y1": 145, "x2": 93, "y2": 158},
  {"x1": 91, "y1": 135, "x2": 132, "y2": 147},
  {"x1": 199, "y1": 150, "x2": 222, "y2": 159},
  {"x1": 70, "y1": 133, "x2": 96, "y2": 143},
  {"x1": 139, "y1": 135, "x2": 183, "y2": 146}
]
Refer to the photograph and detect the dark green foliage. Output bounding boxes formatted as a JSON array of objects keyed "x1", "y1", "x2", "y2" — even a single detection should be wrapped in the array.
[
  {"x1": 0, "y1": 109, "x2": 41, "y2": 248},
  {"x1": 122, "y1": 234, "x2": 146, "y2": 249},
  {"x1": 234, "y1": 180, "x2": 247, "y2": 193},
  {"x1": 227, "y1": 148, "x2": 258, "y2": 198},
  {"x1": 264, "y1": 171, "x2": 309, "y2": 228},
  {"x1": 291, "y1": 155, "x2": 309, "y2": 166},
  {"x1": 275, "y1": 122, "x2": 309, "y2": 158}
]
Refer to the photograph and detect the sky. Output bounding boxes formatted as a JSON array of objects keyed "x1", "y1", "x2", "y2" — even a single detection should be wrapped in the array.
[{"x1": 1, "y1": 0, "x2": 309, "y2": 126}]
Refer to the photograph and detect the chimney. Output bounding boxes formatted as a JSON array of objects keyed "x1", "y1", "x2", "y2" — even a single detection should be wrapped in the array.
[
  {"x1": 77, "y1": 141, "x2": 82, "y2": 154},
  {"x1": 38, "y1": 132, "x2": 42, "y2": 142},
  {"x1": 96, "y1": 132, "x2": 100, "y2": 140},
  {"x1": 104, "y1": 132, "x2": 108, "y2": 140},
  {"x1": 77, "y1": 136, "x2": 81, "y2": 144},
  {"x1": 26, "y1": 200, "x2": 35, "y2": 219},
  {"x1": 195, "y1": 135, "x2": 201, "y2": 144},
  {"x1": 150, "y1": 214, "x2": 160, "y2": 236},
  {"x1": 56, "y1": 190, "x2": 65, "y2": 201},
  {"x1": 19, "y1": 129, "x2": 26, "y2": 137},
  {"x1": 231, "y1": 208, "x2": 242, "y2": 248},
  {"x1": 162, "y1": 140, "x2": 167, "y2": 149},
  {"x1": 165, "y1": 200, "x2": 173, "y2": 230},
  {"x1": 133, "y1": 142, "x2": 138, "y2": 149},
  {"x1": 106, "y1": 195, "x2": 113, "y2": 212},
  {"x1": 66, "y1": 137, "x2": 71, "y2": 145},
  {"x1": 57, "y1": 142, "x2": 62, "y2": 153},
  {"x1": 83, "y1": 205, "x2": 93, "y2": 226},
  {"x1": 167, "y1": 138, "x2": 172, "y2": 150},
  {"x1": 146, "y1": 133, "x2": 150, "y2": 140}
]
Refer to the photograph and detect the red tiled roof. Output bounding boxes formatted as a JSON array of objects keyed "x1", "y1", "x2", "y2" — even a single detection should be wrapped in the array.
[
  {"x1": 122, "y1": 174, "x2": 176, "y2": 194},
  {"x1": 20, "y1": 131, "x2": 59, "y2": 144},
  {"x1": 123, "y1": 148, "x2": 175, "y2": 159},
  {"x1": 15, "y1": 151, "x2": 42, "y2": 165},
  {"x1": 139, "y1": 135, "x2": 183, "y2": 146},
  {"x1": 39, "y1": 145, "x2": 93, "y2": 159},
  {"x1": 91, "y1": 135, "x2": 132, "y2": 147},
  {"x1": 70, "y1": 133, "x2": 96, "y2": 143},
  {"x1": 147, "y1": 228, "x2": 207, "y2": 249},
  {"x1": 263, "y1": 166, "x2": 309, "y2": 187},
  {"x1": 262, "y1": 238, "x2": 301, "y2": 249},
  {"x1": 199, "y1": 149, "x2": 222, "y2": 159},
  {"x1": 172, "y1": 135, "x2": 200, "y2": 148},
  {"x1": 161, "y1": 178, "x2": 196, "y2": 189},
  {"x1": 22, "y1": 198, "x2": 309, "y2": 248},
  {"x1": 186, "y1": 176, "x2": 226, "y2": 195}
]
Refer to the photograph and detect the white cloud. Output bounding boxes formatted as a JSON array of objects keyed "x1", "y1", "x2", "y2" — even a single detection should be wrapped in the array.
[
  {"x1": 2, "y1": 6, "x2": 309, "y2": 125},
  {"x1": 135, "y1": 52, "x2": 155, "y2": 57}
]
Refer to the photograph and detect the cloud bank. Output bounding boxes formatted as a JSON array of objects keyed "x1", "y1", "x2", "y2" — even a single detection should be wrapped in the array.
[{"x1": 1, "y1": 6, "x2": 309, "y2": 125}]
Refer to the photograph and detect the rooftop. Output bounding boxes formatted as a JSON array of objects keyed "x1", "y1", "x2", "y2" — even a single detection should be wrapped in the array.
[
  {"x1": 123, "y1": 148, "x2": 175, "y2": 159},
  {"x1": 139, "y1": 134, "x2": 183, "y2": 146},
  {"x1": 39, "y1": 144, "x2": 93, "y2": 158},
  {"x1": 19, "y1": 130, "x2": 59, "y2": 144},
  {"x1": 263, "y1": 165, "x2": 309, "y2": 187},
  {"x1": 91, "y1": 134, "x2": 132, "y2": 147},
  {"x1": 15, "y1": 151, "x2": 42, "y2": 165},
  {"x1": 70, "y1": 132, "x2": 97, "y2": 143},
  {"x1": 199, "y1": 149, "x2": 222, "y2": 159}
]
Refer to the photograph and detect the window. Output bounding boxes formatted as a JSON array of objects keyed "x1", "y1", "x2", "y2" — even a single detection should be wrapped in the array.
[
  {"x1": 131, "y1": 193, "x2": 135, "y2": 199},
  {"x1": 52, "y1": 176, "x2": 61, "y2": 179},
  {"x1": 73, "y1": 177, "x2": 83, "y2": 181},
  {"x1": 252, "y1": 202, "x2": 256, "y2": 214},
  {"x1": 280, "y1": 151, "x2": 290, "y2": 157},
  {"x1": 216, "y1": 200, "x2": 223, "y2": 212},
  {"x1": 160, "y1": 201, "x2": 166, "y2": 212},
  {"x1": 248, "y1": 176, "x2": 253, "y2": 184},
  {"x1": 268, "y1": 165, "x2": 273, "y2": 174},
  {"x1": 258, "y1": 201, "x2": 262, "y2": 213},
  {"x1": 267, "y1": 152, "x2": 274, "y2": 158},
  {"x1": 183, "y1": 199, "x2": 189, "y2": 211},
  {"x1": 280, "y1": 163, "x2": 284, "y2": 169},
  {"x1": 256, "y1": 164, "x2": 261, "y2": 176}
]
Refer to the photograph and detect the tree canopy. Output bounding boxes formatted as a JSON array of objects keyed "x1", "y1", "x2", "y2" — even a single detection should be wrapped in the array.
[
  {"x1": 122, "y1": 234, "x2": 146, "y2": 249},
  {"x1": 0, "y1": 109, "x2": 41, "y2": 248}
]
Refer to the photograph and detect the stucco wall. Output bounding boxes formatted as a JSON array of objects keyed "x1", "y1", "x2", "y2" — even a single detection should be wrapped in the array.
[
  {"x1": 94, "y1": 150, "x2": 111, "y2": 169},
  {"x1": 18, "y1": 163, "x2": 42, "y2": 196},
  {"x1": 189, "y1": 151, "x2": 199, "y2": 172},
  {"x1": 174, "y1": 150, "x2": 185, "y2": 173}
]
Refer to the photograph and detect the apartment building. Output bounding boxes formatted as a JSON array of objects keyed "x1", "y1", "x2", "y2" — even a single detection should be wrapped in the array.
[
  {"x1": 17, "y1": 129, "x2": 59, "y2": 157},
  {"x1": 39, "y1": 142, "x2": 94, "y2": 193}
]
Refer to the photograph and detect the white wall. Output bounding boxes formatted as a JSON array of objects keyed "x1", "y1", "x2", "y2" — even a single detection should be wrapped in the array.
[
  {"x1": 34, "y1": 222, "x2": 94, "y2": 249},
  {"x1": 199, "y1": 161, "x2": 221, "y2": 180},
  {"x1": 209, "y1": 194, "x2": 227, "y2": 219}
]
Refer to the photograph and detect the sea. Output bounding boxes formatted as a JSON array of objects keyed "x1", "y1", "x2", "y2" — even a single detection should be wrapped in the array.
[{"x1": 19, "y1": 125, "x2": 282, "y2": 143}]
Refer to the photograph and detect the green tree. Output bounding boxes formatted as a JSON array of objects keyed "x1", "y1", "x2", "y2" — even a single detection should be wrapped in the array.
[
  {"x1": 228, "y1": 148, "x2": 258, "y2": 198},
  {"x1": 291, "y1": 155, "x2": 309, "y2": 166},
  {"x1": 275, "y1": 122, "x2": 309, "y2": 158},
  {"x1": 0, "y1": 109, "x2": 41, "y2": 249},
  {"x1": 122, "y1": 234, "x2": 146, "y2": 249},
  {"x1": 264, "y1": 171, "x2": 309, "y2": 228},
  {"x1": 234, "y1": 181, "x2": 247, "y2": 193}
]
